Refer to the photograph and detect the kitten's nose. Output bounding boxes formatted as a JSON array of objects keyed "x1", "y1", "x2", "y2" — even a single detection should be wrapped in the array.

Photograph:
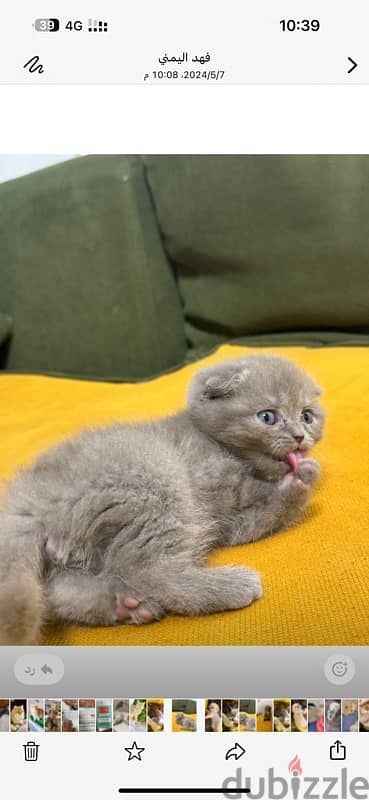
[{"x1": 294, "y1": 434, "x2": 304, "y2": 444}]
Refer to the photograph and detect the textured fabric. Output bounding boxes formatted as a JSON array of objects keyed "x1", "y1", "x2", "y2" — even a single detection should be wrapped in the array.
[
  {"x1": 144, "y1": 155, "x2": 369, "y2": 349},
  {"x1": 0, "y1": 155, "x2": 186, "y2": 379},
  {"x1": 1, "y1": 344, "x2": 368, "y2": 646}
]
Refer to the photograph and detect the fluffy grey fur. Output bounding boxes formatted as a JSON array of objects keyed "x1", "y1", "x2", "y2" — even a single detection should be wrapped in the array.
[
  {"x1": 175, "y1": 712, "x2": 197, "y2": 731},
  {"x1": 0, "y1": 354, "x2": 325, "y2": 644}
]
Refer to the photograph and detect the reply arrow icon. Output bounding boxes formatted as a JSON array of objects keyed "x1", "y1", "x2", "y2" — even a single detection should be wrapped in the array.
[{"x1": 225, "y1": 742, "x2": 246, "y2": 761}]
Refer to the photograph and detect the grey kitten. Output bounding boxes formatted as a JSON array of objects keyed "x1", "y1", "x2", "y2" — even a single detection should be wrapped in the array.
[
  {"x1": 0, "y1": 354, "x2": 325, "y2": 644},
  {"x1": 175, "y1": 712, "x2": 197, "y2": 731}
]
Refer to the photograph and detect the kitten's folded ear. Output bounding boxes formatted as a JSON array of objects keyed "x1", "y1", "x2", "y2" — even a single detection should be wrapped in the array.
[
  {"x1": 203, "y1": 371, "x2": 244, "y2": 399},
  {"x1": 187, "y1": 361, "x2": 249, "y2": 407}
]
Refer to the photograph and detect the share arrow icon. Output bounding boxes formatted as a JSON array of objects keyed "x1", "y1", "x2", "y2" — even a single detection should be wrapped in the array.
[{"x1": 225, "y1": 742, "x2": 246, "y2": 761}]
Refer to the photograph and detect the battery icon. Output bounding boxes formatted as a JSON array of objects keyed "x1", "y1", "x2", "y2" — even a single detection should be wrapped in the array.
[{"x1": 34, "y1": 18, "x2": 60, "y2": 32}]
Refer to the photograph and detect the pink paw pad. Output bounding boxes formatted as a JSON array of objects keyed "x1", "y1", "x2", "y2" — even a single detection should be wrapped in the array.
[
  {"x1": 114, "y1": 595, "x2": 156, "y2": 625},
  {"x1": 137, "y1": 607, "x2": 155, "y2": 622},
  {"x1": 114, "y1": 601, "x2": 131, "y2": 621},
  {"x1": 123, "y1": 597, "x2": 140, "y2": 609},
  {"x1": 279, "y1": 473, "x2": 306, "y2": 490}
]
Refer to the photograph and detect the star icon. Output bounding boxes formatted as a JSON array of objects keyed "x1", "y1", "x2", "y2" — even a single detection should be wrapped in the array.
[{"x1": 124, "y1": 741, "x2": 145, "y2": 762}]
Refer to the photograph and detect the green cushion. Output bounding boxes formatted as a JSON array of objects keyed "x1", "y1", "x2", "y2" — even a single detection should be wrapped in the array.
[
  {"x1": 173, "y1": 699, "x2": 197, "y2": 714},
  {"x1": 188, "y1": 332, "x2": 369, "y2": 361},
  {"x1": 144, "y1": 155, "x2": 369, "y2": 349},
  {"x1": 0, "y1": 156, "x2": 186, "y2": 380},
  {"x1": 0, "y1": 313, "x2": 12, "y2": 346}
]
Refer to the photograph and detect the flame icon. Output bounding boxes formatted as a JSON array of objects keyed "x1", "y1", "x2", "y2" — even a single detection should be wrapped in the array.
[
  {"x1": 288, "y1": 756, "x2": 302, "y2": 799},
  {"x1": 288, "y1": 755, "x2": 302, "y2": 775}
]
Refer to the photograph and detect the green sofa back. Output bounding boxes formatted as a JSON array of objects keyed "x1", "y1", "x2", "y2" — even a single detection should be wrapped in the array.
[
  {"x1": 0, "y1": 156, "x2": 187, "y2": 380},
  {"x1": 1, "y1": 155, "x2": 368, "y2": 382},
  {"x1": 144, "y1": 155, "x2": 369, "y2": 350}
]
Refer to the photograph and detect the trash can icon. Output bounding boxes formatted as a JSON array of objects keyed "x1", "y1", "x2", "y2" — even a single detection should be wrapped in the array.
[{"x1": 23, "y1": 741, "x2": 39, "y2": 762}]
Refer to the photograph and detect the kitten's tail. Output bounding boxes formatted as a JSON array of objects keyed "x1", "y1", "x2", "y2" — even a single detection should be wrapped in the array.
[{"x1": 0, "y1": 512, "x2": 45, "y2": 645}]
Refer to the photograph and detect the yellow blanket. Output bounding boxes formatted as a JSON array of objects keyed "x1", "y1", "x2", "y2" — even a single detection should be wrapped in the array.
[{"x1": 1, "y1": 344, "x2": 368, "y2": 645}]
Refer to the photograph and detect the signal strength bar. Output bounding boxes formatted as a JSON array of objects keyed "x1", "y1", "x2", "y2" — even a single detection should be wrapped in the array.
[{"x1": 88, "y1": 19, "x2": 108, "y2": 32}]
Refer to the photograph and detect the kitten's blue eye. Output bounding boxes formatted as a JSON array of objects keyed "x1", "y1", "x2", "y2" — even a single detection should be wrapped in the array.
[
  {"x1": 301, "y1": 409, "x2": 314, "y2": 424},
  {"x1": 257, "y1": 410, "x2": 277, "y2": 425}
]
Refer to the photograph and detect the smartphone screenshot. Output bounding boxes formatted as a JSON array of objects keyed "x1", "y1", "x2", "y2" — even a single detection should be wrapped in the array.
[{"x1": 1, "y1": 2, "x2": 369, "y2": 799}]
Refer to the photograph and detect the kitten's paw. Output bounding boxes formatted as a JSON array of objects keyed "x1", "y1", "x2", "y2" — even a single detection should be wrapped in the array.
[
  {"x1": 278, "y1": 472, "x2": 309, "y2": 492},
  {"x1": 220, "y1": 567, "x2": 263, "y2": 609},
  {"x1": 279, "y1": 456, "x2": 320, "y2": 491},
  {"x1": 114, "y1": 594, "x2": 165, "y2": 625},
  {"x1": 294, "y1": 457, "x2": 320, "y2": 486}
]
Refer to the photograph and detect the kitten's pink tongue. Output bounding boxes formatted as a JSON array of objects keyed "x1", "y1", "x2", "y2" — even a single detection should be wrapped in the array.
[
  {"x1": 284, "y1": 450, "x2": 305, "y2": 472},
  {"x1": 285, "y1": 452, "x2": 298, "y2": 472}
]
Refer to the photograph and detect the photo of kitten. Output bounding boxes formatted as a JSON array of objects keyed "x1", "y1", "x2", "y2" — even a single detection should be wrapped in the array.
[
  {"x1": 28, "y1": 699, "x2": 45, "y2": 733},
  {"x1": 175, "y1": 712, "x2": 197, "y2": 731},
  {"x1": 291, "y1": 700, "x2": 308, "y2": 732},
  {"x1": 172, "y1": 699, "x2": 197, "y2": 732},
  {"x1": 256, "y1": 700, "x2": 273, "y2": 732},
  {"x1": 44, "y1": 699, "x2": 61, "y2": 732},
  {"x1": 0, "y1": 700, "x2": 10, "y2": 733},
  {"x1": 342, "y1": 700, "x2": 358, "y2": 732},
  {"x1": 308, "y1": 699, "x2": 325, "y2": 732},
  {"x1": 129, "y1": 699, "x2": 146, "y2": 732},
  {"x1": 10, "y1": 699, "x2": 27, "y2": 732},
  {"x1": 359, "y1": 699, "x2": 369, "y2": 732},
  {"x1": 325, "y1": 700, "x2": 341, "y2": 732},
  {"x1": 222, "y1": 699, "x2": 239, "y2": 732},
  {"x1": 147, "y1": 700, "x2": 164, "y2": 732},
  {"x1": 273, "y1": 699, "x2": 291, "y2": 732},
  {"x1": 0, "y1": 354, "x2": 324, "y2": 644},
  {"x1": 205, "y1": 699, "x2": 222, "y2": 732},
  {"x1": 239, "y1": 699, "x2": 256, "y2": 731},
  {"x1": 113, "y1": 699, "x2": 130, "y2": 732}
]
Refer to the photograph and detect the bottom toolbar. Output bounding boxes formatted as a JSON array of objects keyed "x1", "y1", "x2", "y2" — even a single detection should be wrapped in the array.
[{"x1": 2, "y1": 700, "x2": 369, "y2": 800}]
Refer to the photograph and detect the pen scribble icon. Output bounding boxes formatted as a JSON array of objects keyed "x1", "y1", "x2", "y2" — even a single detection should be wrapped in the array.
[
  {"x1": 288, "y1": 754, "x2": 302, "y2": 799},
  {"x1": 23, "y1": 56, "x2": 44, "y2": 74}
]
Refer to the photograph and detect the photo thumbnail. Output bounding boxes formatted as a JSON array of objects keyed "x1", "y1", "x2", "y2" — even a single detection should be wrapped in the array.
[{"x1": 172, "y1": 700, "x2": 197, "y2": 732}]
